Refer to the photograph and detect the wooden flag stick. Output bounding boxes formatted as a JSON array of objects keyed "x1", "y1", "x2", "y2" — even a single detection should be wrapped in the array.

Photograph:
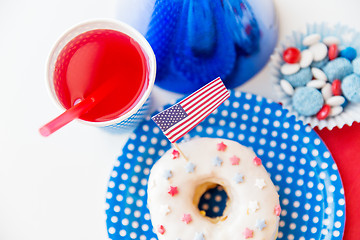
[{"x1": 172, "y1": 142, "x2": 188, "y2": 161}]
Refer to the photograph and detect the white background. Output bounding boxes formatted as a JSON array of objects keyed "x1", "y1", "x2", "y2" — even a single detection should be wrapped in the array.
[{"x1": 0, "y1": 0, "x2": 359, "y2": 239}]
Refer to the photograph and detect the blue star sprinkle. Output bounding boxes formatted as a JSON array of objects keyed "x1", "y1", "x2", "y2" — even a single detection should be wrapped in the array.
[
  {"x1": 255, "y1": 219, "x2": 267, "y2": 230},
  {"x1": 213, "y1": 156, "x2": 223, "y2": 167},
  {"x1": 234, "y1": 173, "x2": 244, "y2": 183},
  {"x1": 163, "y1": 170, "x2": 173, "y2": 180},
  {"x1": 194, "y1": 232, "x2": 205, "y2": 240},
  {"x1": 185, "y1": 162, "x2": 196, "y2": 173}
]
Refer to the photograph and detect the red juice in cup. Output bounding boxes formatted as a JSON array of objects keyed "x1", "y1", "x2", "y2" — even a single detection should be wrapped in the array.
[
  {"x1": 47, "y1": 20, "x2": 156, "y2": 130},
  {"x1": 54, "y1": 29, "x2": 148, "y2": 122}
]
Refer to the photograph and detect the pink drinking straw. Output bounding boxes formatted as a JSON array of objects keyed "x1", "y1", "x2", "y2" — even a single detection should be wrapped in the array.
[{"x1": 39, "y1": 80, "x2": 113, "y2": 137}]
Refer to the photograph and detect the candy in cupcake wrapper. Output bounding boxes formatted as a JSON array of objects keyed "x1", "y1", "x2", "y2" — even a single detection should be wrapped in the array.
[
  {"x1": 342, "y1": 74, "x2": 360, "y2": 102},
  {"x1": 271, "y1": 23, "x2": 360, "y2": 130}
]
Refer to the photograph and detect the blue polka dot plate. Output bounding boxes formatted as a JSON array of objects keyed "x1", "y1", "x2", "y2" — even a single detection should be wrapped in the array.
[{"x1": 105, "y1": 91, "x2": 345, "y2": 240}]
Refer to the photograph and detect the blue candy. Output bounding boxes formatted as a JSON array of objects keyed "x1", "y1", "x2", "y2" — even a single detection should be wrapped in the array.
[
  {"x1": 352, "y1": 57, "x2": 360, "y2": 75},
  {"x1": 311, "y1": 57, "x2": 329, "y2": 69},
  {"x1": 292, "y1": 87, "x2": 324, "y2": 116},
  {"x1": 341, "y1": 97, "x2": 348, "y2": 108},
  {"x1": 340, "y1": 47, "x2": 357, "y2": 61},
  {"x1": 341, "y1": 73, "x2": 360, "y2": 102},
  {"x1": 284, "y1": 67, "x2": 312, "y2": 87},
  {"x1": 322, "y1": 57, "x2": 353, "y2": 82}
]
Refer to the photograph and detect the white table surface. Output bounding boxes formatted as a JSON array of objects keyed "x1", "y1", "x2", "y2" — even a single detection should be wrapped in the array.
[{"x1": 1, "y1": 0, "x2": 359, "y2": 239}]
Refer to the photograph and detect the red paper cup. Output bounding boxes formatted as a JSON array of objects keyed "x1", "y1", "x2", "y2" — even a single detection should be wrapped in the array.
[{"x1": 46, "y1": 19, "x2": 156, "y2": 131}]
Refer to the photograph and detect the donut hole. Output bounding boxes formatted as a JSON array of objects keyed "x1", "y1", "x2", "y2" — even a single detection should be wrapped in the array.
[{"x1": 194, "y1": 182, "x2": 229, "y2": 223}]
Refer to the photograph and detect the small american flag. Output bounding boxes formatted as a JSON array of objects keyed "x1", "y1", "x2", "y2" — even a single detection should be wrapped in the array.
[{"x1": 152, "y1": 77, "x2": 230, "y2": 143}]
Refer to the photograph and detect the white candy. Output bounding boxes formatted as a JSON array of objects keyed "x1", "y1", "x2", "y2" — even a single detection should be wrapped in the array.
[
  {"x1": 280, "y1": 79, "x2": 295, "y2": 96},
  {"x1": 309, "y1": 42, "x2": 328, "y2": 61},
  {"x1": 303, "y1": 33, "x2": 321, "y2": 46},
  {"x1": 321, "y1": 83, "x2": 333, "y2": 100},
  {"x1": 330, "y1": 106, "x2": 343, "y2": 117},
  {"x1": 323, "y1": 36, "x2": 340, "y2": 46},
  {"x1": 306, "y1": 79, "x2": 326, "y2": 89},
  {"x1": 326, "y1": 96, "x2": 346, "y2": 106},
  {"x1": 311, "y1": 67, "x2": 328, "y2": 81},
  {"x1": 281, "y1": 63, "x2": 300, "y2": 75},
  {"x1": 300, "y1": 49, "x2": 313, "y2": 68}
]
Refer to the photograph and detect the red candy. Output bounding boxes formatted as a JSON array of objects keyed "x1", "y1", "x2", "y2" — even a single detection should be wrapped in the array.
[
  {"x1": 172, "y1": 149, "x2": 180, "y2": 159},
  {"x1": 158, "y1": 225, "x2": 165, "y2": 235},
  {"x1": 217, "y1": 142, "x2": 227, "y2": 151},
  {"x1": 316, "y1": 104, "x2": 331, "y2": 120},
  {"x1": 168, "y1": 186, "x2": 178, "y2": 196},
  {"x1": 283, "y1": 47, "x2": 301, "y2": 63},
  {"x1": 274, "y1": 205, "x2": 281, "y2": 216},
  {"x1": 332, "y1": 79, "x2": 342, "y2": 96},
  {"x1": 230, "y1": 155, "x2": 240, "y2": 165},
  {"x1": 253, "y1": 156, "x2": 262, "y2": 166},
  {"x1": 328, "y1": 44, "x2": 339, "y2": 60}
]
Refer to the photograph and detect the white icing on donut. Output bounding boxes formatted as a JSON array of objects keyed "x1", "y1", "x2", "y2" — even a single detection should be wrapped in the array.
[{"x1": 147, "y1": 138, "x2": 280, "y2": 240}]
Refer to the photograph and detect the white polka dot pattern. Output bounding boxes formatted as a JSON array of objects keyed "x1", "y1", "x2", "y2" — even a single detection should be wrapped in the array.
[
  {"x1": 102, "y1": 98, "x2": 151, "y2": 132},
  {"x1": 105, "y1": 91, "x2": 345, "y2": 240}
]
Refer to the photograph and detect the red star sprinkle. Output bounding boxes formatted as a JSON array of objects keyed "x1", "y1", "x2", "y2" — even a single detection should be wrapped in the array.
[
  {"x1": 158, "y1": 225, "x2": 165, "y2": 235},
  {"x1": 243, "y1": 227, "x2": 254, "y2": 239},
  {"x1": 181, "y1": 213, "x2": 192, "y2": 224},
  {"x1": 253, "y1": 156, "x2": 262, "y2": 166},
  {"x1": 172, "y1": 149, "x2": 180, "y2": 159},
  {"x1": 217, "y1": 142, "x2": 227, "y2": 151},
  {"x1": 168, "y1": 186, "x2": 178, "y2": 196},
  {"x1": 230, "y1": 155, "x2": 240, "y2": 165},
  {"x1": 274, "y1": 204, "x2": 281, "y2": 216}
]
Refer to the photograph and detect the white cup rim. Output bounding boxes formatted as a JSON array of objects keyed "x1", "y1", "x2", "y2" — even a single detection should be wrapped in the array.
[{"x1": 46, "y1": 19, "x2": 156, "y2": 127}]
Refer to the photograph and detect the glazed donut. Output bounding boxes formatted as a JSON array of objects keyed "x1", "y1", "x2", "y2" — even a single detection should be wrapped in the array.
[{"x1": 147, "y1": 137, "x2": 280, "y2": 240}]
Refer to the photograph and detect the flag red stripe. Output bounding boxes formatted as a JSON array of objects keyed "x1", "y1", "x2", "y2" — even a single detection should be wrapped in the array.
[
  {"x1": 183, "y1": 85, "x2": 226, "y2": 114},
  {"x1": 169, "y1": 93, "x2": 230, "y2": 142},
  {"x1": 179, "y1": 78, "x2": 222, "y2": 108},
  {"x1": 171, "y1": 95, "x2": 229, "y2": 143},
  {"x1": 166, "y1": 92, "x2": 230, "y2": 142},
  {"x1": 164, "y1": 90, "x2": 229, "y2": 137},
  {"x1": 182, "y1": 83, "x2": 223, "y2": 111}
]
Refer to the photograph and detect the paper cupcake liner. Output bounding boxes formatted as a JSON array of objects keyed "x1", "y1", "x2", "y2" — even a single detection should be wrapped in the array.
[{"x1": 271, "y1": 22, "x2": 360, "y2": 130}]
